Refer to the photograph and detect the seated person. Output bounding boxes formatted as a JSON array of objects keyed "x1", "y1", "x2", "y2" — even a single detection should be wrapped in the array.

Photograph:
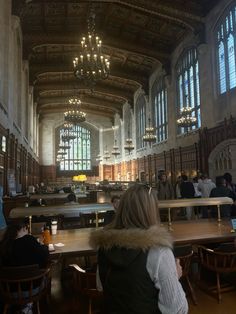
[
  {"x1": 210, "y1": 176, "x2": 236, "y2": 218},
  {"x1": 104, "y1": 196, "x2": 120, "y2": 225},
  {"x1": 0, "y1": 220, "x2": 49, "y2": 268},
  {"x1": 64, "y1": 193, "x2": 77, "y2": 205},
  {"x1": 111, "y1": 195, "x2": 120, "y2": 211},
  {"x1": 30, "y1": 199, "x2": 47, "y2": 206},
  {"x1": 0, "y1": 220, "x2": 49, "y2": 313}
]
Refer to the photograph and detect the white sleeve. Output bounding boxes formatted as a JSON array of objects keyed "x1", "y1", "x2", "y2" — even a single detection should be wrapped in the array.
[
  {"x1": 147, "y1": 247, "x2": 188, "y2": 314},
  {"x1": 96, "y1": 265, "x2": 103, "y2": 292}
]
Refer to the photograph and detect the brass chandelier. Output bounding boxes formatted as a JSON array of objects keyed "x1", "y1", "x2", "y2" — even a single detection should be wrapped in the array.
[
  {"x1": 103, "y1": 146, "x2": 111, "y2": 161},
  {"x1": 111, "y1": 139, "x2": 120, "y2": 157},
  {"x1": 124, "y1": 125, "x2": 134, "y2": 154},
  {"x1": 143, "y1": 118, "x2": 157, "y2": 144},
  {"x1": 73, "y1": 5, "x2": 110, "y2": 87},
  {"x1": 61, "y1": 122, "x2": 76, "y2": 142},
  {"x1": 64, "y1": 97, "x2": 86, "y2": 124},
  {"x1": 177, "y1": 106, "x2": 197, "y2": 128}
]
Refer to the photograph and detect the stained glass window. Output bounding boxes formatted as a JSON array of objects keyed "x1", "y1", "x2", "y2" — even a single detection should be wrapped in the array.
[
  {"x1": 136, "y1": 95, "x2": 146, "y2": 149},
  {"x1": 58, "y1": 125, "x2": 91, "y2": 171},
  {"x1": 216, "y1": 4, "x2": 236, "y2": 94},
  {"x1": 152, "y1": 79, "x2": 168, "y2": 142},
  {"x1": 176, "y1": 48, "x2": 201, "y2": 134}
]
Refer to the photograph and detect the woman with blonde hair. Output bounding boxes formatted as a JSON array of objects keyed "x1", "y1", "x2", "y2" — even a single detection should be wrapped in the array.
[{"x1": 90, "y1": 184, "x2": 188, "y2": 314}]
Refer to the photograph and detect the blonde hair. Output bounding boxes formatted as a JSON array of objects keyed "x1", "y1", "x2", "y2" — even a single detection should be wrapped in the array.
[{"x1": 108, "y1": 184, "x2": 160, "y2": 229}]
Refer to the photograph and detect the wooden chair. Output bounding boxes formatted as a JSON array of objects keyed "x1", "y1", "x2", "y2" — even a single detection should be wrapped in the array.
[
  {"x1": 197, "y1": 245, "x2": 236, "y2": 302},
  {"x1": 80, "y1": 212, "x2": 107, "y2": 228},
  {"x1": 0, "y1": 265, "x2": 51, "y2": 314},
  {"x1": 174, "y1": 244, "x2": 197, "y2": 305},
  {"x1": 69, "y1": 264, "x2": 103, "y2": 314}
]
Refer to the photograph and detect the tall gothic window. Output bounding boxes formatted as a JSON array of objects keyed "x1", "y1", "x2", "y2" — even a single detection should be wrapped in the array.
[
  {"x1": 58, "y1": 125, "x2": 91, "y2": 171},
  {"x1": 152, "y1": 79, "x2": 168, "y2": 142},
  {"x1": 176, "y1": 47, "x2": 201, "y2": 134},
  {"x1": 136, "y1": 95, "x2": 146, "y2": 149},
  {"x1": 216, "y1": 5, "x2": 236, "y2": 94}
]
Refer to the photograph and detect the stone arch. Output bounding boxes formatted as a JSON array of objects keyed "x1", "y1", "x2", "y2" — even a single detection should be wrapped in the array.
[{"x1": 208, "y1": 139, "x2": 236, "y2": 182}]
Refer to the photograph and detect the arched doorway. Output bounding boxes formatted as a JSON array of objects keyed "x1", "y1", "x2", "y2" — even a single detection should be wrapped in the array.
[{"x1": 208, "y1": 139, "x2": 236, "y2": 182}]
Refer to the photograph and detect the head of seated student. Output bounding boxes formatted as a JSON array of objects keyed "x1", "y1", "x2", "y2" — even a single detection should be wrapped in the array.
[
  {"x1": 111, "y1": 195, "x2": 120, "y2": 211},
  {"x1": 110, "y1": 184, "x2": 160, "y2": 229},
  {"x1": 215, "y1": 176, "x2": 226, "y2": 187},
  {"x1": 66, "y1": 193, "x2": 77, "y2": 203},
  {"x1": 0, "y1": 219, "x2": 49, "y2": 268},
  {"x1": 0, "y1": 220, "x2": 28, "y2": 262},
  {"x1": 30, "y1": 199, "x2": 46, "y2": 206}
]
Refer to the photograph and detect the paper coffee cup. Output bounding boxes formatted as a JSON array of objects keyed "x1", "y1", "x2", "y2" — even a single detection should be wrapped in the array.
[{"x1": 51, "y1": 221, "x2": 57, "y2": 235}]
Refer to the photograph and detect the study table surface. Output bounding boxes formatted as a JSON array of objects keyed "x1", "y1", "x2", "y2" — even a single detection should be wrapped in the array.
[
  {"x1": 9, "y1": 202, "x2": 113, "y2": 218},
  {"x1": 49, "y1": 219, "x2": 236, "y2": 257}
]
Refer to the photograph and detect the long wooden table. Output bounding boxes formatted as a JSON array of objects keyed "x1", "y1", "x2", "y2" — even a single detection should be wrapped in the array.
[
  {"x1": 48, "y1": 219, "x2": 236, "y2": 257},
  {"x1": 9, "y1": 203, "x2": 113, "y2": 219}
]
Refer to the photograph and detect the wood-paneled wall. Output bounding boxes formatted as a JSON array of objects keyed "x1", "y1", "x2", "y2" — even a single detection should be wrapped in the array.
[
  {"x1": 0, "y1": 124, "x2": 40, "y2": 195},
  {"x1": 103, "y1": 142, "x2": 200, "y2": 185}
]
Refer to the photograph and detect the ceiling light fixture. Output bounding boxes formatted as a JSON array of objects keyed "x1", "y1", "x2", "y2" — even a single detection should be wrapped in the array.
[
  {"x1": 73, "y1": 4, "x2": 110, "y2": 88},
  {"x1": 177, "y1": 106, "x2": 197, "y2": 128},
  {"x1": 143, "y1": 117, "x2": 157, "y2": 144},
  {"x1": 64, "y1": 97, "x2": 86, "y2": 125},
  {"x1": 111, "y1": 139, "x2": 120, "y2": 157}
]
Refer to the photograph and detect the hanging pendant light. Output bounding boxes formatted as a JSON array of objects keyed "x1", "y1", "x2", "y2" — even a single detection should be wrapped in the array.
[
  {"x1": 103, "y1": 145, "x2": 111, "y2": 161},
  {"x1": 73, "y1": 4, "x2": 110, "y2": 88},
  {"x1": 64, "y1": 96, "x2": 86, "y2": 125},
  {"x1": 111, "y1": 139, "x2": 120, "y2": 157},
  {"x1": 143, "y1": 117, "x2": 157, "y2": 144}
]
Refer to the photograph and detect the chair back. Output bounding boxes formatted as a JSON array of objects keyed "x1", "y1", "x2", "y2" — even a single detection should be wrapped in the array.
[
  {"x1": 0, "y1": 265, "x2": 51, "y2": 306},
  {"x1": 198, "y1": 245, "x2": 236, "y2": 273},
  {"x1": 174, "y1": 245, "x2": 193, "y2": 277},
  {"x1": 69, "y1": 264, "x2": 102, "y2": 298}
]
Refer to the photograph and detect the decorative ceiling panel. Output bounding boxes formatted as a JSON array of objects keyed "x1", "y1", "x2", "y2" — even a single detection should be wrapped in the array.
[{"x1": 12, "y1": 0, "x2": 220, "y2": 120}]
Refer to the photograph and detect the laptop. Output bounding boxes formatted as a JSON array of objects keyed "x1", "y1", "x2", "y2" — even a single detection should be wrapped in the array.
[{"x1": 231, "y1": 218, "x2": 236, "y2": 231}]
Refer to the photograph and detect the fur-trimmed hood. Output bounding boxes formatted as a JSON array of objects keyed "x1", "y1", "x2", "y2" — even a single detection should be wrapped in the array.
[{"x1": 90, "y1": 225, "x2": 173, "y2": 251}]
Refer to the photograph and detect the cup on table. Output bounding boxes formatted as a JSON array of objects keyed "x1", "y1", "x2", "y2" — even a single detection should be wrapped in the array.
[{"x1": 51, "y1": 220, "x2": 58, "y2": 235}]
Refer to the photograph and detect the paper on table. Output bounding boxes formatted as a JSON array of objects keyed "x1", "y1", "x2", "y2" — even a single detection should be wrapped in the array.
[
  {"x1": 54, "y1": 243, "x2": 65, "y2": 247},
  {"x1": 48, "y1": 244, "x2": 55, "y2": 251}
]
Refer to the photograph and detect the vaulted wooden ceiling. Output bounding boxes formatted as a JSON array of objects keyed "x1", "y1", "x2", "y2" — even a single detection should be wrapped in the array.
[{"x1": 12, "y1": 0, "x2": 219, "y2": 123}]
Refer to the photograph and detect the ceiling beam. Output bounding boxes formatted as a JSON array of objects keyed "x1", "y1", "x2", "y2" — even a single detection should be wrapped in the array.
[
  {"x1": 23, "y1": 32, "x2": 169, "y2": 62},
  {"x1": 34, "y1": 80, "x2": 134, "y2": 101},
  {"x1": 29, "y1": 63, "x2": 148, "y2": 90},
  {"x1": 37, "y1": 96, "x2": 122, "y2": 115}
]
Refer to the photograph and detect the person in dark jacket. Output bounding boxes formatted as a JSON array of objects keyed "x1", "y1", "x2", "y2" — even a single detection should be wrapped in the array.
[
  {"x1": 90, "y1": 184, "x2": 188, "y2": 314},
  {"x1": 0, "y1": 220, "x2": 49, "y2": 268},
  {"x1": 180, "y1": 175, "x2": 195, "y2": 220},
  {"x1": 210, "y1": 176, "x2": 236, "y2": 218}
]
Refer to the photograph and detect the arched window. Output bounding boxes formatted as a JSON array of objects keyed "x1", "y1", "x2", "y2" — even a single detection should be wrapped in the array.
[
  {"x1": 58, "y1": 125, "x2": 91, "y2": 171},
  {"x1": 176, "y1": 47, "x2": 201, "y2": 134},
  {"x1": 152, "y1": 78, "x2": 168, "y2": 142},
  {"x1": 136, "y1": 95, "x2": 146, "y2": 149},
  {"x1": 216, "y1": 4, "x2": 236, "y2": 94}
]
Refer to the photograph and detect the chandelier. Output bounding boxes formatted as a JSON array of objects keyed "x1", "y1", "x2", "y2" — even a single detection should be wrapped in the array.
[
  {"x1": 143, "y1": 118, "x2": 157, "y2": 144},
  {"x1": 56, "y1": 155, "x2": 64, "y2": 162},
  {"x1": 61, "y1": 123, "x2": 76, "y2": 142},
  {"x1": 96, "y1": 153, "x2": 103, "y2": 162},
  {"x1": 111, "y1": 139, "x2": 120, "y2": 157},
  {"x1": 64, "y1": 96, "x2": 86, "y2": 125},
  {"x1": 73, "y1": 5, "x2": 110, "y2": 87},
  {"x1": 177, "y1": 106, "x2": 197, "y2": 128},
  {"x1": 124, "y1": 126, "x2": 134, "y2": 154},
  {"x1": 103, "y1": 146, "x2": 111, "y2": 161},
  {"x1": 57, "y1": 150, "x2": 67, "y2": 156},
  {"x1": 58, "y1": 143, "x2": 71, "y2": 150}
]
